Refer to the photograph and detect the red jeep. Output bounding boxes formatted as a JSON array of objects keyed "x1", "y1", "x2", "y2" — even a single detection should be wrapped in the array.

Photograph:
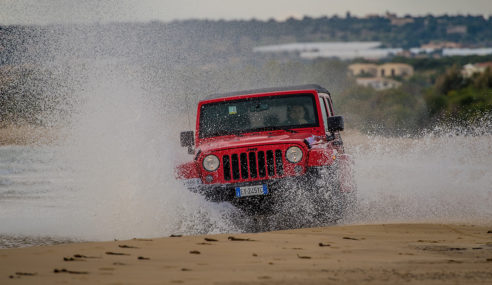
[{"x1": 176, "y1": 85, "x2": 355, "y2": 222}]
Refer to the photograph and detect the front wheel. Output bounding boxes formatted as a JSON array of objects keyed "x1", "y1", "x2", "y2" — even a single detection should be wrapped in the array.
[{"x1": 310, "y1": 166, "x2": 356, "y2": 225}]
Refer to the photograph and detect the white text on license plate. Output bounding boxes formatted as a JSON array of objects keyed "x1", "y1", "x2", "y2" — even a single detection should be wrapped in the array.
[{"x1": 235, "y1": 185, "x2": 268, "y2": 197}]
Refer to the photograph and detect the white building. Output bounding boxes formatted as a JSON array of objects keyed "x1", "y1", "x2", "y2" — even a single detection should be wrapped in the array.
[
  {"x1": 461, "y1": 62, "x2": 492, "y2": 77},
  {"x1": 356, "y1": 77, "x2": 402, "y2": 91}
]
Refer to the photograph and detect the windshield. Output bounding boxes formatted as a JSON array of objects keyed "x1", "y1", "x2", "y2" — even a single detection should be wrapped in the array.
[{"x1": 199, "y1": 94, "x2": 318, "y2": 138}]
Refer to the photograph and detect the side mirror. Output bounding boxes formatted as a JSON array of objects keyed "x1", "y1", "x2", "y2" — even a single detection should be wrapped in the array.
[
  {"x1": 327, "y1": 116, "x2": 344, "y2": 132},
  {"x1": 180, "y1": 131, "x2": 195, "y2": 154}
]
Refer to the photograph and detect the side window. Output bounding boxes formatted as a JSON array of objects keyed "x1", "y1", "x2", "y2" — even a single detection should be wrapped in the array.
[
  {"x1": 328, "y1": 97, "x2": 335, "y2": 116},
  {"x1": 323, "y1": 98, "x2": 333, "y2": 116},
  {"x1": 319, "y1": 93, "x2": 334, "y2": 116},
  {"x1": 318, "y1": 96, "x2": 329, "y2": 131}
]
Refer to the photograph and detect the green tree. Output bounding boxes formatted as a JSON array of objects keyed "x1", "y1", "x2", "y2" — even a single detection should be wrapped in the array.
[{"x1": 425, "y1": 66, "x2": 492, "y2": 123}]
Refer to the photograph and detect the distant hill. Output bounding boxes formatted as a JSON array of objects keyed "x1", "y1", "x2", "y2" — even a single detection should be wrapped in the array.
[
  {"x1": 1, "y1": 14, "x2": 492, "y2": 66},
  {"x1": 1, "y1": 14, "x2": 492, "y2": 131}
]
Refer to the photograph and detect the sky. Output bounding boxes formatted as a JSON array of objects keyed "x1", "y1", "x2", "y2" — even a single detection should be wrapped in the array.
[{"x1": 0, "y1": 0, "x2": 491, "y2": 25}]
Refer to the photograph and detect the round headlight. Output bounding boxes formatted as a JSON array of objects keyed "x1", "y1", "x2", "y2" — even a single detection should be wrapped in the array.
[
  {"x1": 203, "y1": 155, "x2": 220, "y2": 172},
  {"x1": 286, "y1": 146, "x2": 303, "y2": 163}
]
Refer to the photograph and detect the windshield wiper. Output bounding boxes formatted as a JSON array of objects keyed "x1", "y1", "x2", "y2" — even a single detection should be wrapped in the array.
[
  {"x1": 204, "y1": 130, "x2": 244, "y2": 138},
  {"x1": 203, "y1": 127, "x2": 298, "y2": 138},
  {"x1": 266, "y1": 127, "x2": 298, "y2": 133},
  {"x1": 259, "y1": 127, "x2": 298, "y2": 133}
]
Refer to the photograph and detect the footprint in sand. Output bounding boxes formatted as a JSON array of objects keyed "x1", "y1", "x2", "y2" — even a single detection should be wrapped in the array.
[
  {"x1": 119, "y1": 245, "x2": 139, "y2": 249},
  {"x1": 53, "y1": 268, "x2": 89, "y2": 274},
  {"x1": 105, "y1": 251, "x2": 130, "y2": 256}
]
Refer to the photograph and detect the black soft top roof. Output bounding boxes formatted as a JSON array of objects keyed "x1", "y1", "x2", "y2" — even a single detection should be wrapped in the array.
[{"x1": 203, "y1": 84, "x2": 330, "y2": 101}]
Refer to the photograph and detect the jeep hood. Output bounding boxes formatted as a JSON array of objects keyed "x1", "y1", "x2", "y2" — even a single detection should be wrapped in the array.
[{"x1": 197, "y1": 132, "x2": 320, "y2": 154}]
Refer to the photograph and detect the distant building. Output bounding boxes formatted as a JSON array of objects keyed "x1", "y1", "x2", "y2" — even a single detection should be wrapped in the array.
[
  {"x1": 462, "y1": 62, "x2": 492, "y2": 77},
  {"x1": 349, "y1": 63, "x2": 413, "y2": 78},
  {"x1": 377, "y1": 63, "x2": 414, "y2": 78},
  {"x1": 390, "y1": 17, "x2": 414, "y2": 26},
  {"x1": 384, "y1": 12, "x2": 415, "y2": 26},
  {"x1": 476, "y1": 62, "x2": 492, "y2": 69},
  {"x1": 347, "y1": 63, "x2": 378, "y2": 77},
  {"x1": 349, "y1": 63, "x2": 413, "y2": 90},
  {"x1": 396, "y1": 50, "x2": 413, "y2": 58},
  {"x1": 421, "y1": 41, "x2": 462, "y2": 49},
  {"x1": 446, "y1": 25, "x2": 467, "y2": 35},
  {"x1": 385, "y1": 12, "x2": 398, "y2": 19},
  {"x1": 356, "y1": 77, "x2": 402, "y2": 91}
]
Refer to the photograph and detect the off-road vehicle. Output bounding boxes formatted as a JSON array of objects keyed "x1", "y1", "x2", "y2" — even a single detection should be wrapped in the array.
[{"x1": 176, "y1": 84, "x2": 355, "y2": 222}]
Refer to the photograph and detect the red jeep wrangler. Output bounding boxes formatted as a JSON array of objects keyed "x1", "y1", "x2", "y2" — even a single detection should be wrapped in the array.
[{"x1": 176, "y1": 85, "x2": 355, "y2": 222}]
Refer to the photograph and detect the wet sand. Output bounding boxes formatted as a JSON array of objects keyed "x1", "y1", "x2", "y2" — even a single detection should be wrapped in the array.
[{"x1": 1, "y1": 223, "x2": 492, "y2": 284}]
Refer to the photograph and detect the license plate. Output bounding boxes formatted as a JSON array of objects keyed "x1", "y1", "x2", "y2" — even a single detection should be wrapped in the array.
[{"x1": 235, "y1": 184, "x2": 268, "y2": 197}]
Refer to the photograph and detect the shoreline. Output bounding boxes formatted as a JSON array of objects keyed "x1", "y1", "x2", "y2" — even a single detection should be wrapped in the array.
[
  {"x1": 0, "y1": 234, "x2": 78, "y2": 249},
  {"x1": 0, "y1": 125, "x2": 58, "y2": 146},
  {"x1": 1, "y1": 223, "x2": 491, "y2": 284}
]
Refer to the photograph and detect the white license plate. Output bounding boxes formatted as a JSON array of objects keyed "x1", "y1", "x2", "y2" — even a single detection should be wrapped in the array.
[{"x1": 235, "y1": 185, "x2": 268, "y2": 197}]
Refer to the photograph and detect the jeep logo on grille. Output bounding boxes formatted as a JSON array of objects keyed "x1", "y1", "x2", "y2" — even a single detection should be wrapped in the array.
[{"x1": 246, "y1": 148, "x2": 258, "y2": 152}]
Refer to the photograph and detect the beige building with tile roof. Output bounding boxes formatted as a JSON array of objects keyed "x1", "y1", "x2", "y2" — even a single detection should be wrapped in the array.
[
  {"x1": 348, "y1": 63, "x2": 378, "y2": 77},
  {"x1": 349, "y1": 63, "x2": 414, "y2": 78},
  {"x1": 377, "y1": 63, "x2": 414, "y2": 78}
]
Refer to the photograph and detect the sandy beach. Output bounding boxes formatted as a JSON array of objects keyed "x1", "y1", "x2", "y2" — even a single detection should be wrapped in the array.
[
  {"x1": 1, "y1": 223, "x2": 492, "y2": 284},
  {"x1": 1, "y1": 128, "x2": 491, "y2": 283}
]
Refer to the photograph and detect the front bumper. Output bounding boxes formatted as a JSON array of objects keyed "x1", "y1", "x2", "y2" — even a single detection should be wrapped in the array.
[
  {"x1": 192, "y1": 178, "x2": 295, "y2": 202},
  {"x1": 182, "y1": 166, "x2": 337, "y2": 202}
]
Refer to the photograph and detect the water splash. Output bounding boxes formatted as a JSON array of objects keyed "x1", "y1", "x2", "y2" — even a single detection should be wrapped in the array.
[
  {"x1": 1, "y1": 2, "x2": 492, "y2": 247},
  {"x1": 52, "y1": 61, "x2": 241, "y2": 241},
  {"x1": 345, "y1": 128, "x2": 492, "y2": 225}
]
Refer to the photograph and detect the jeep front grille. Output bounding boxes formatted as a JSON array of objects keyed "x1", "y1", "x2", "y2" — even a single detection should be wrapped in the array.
[{"x1": 222, "y1": 150, "x2": 284, "y2": 181}]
